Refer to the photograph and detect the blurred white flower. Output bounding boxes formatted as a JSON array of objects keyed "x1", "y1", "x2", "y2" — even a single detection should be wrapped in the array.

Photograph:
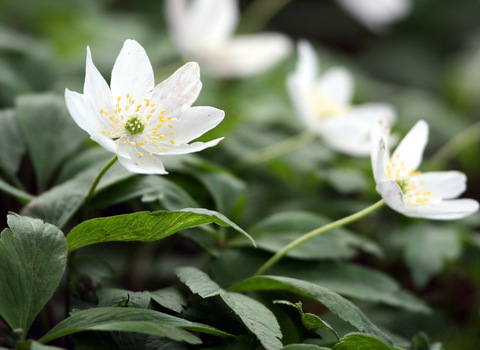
[
  {"x1": 371, "y1": 117, "x2": 479, "y2": 219},
  {"x1": 287, "y1": 40, "x2": 396, "y2": 156},
  {"x1": 166, "y1": 0, "x2": 292, "y2": 78},
  {"x1": 336, "y1": 0, "x2": 412, "y2": 33},
  {"x1": 65, "y1": 39, "x2": 224, "y2": 174}
]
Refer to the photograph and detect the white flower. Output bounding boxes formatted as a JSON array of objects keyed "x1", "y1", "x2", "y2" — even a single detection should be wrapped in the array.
[
  {"x1": 166, "y1": 0, "x2": 292, "y2": 78},
  {"x1": 287, "y1": 40, "x2": 396, "y2": 157},
  {"x1": 65, "y1": 39, "x2": 224, "y2": 175},
  {"x1": 371, "y1": 117, "x2": 479, "y2": 220},
  {"x1": 336, "y1": 0, "x2": 412, "y2": 33}
]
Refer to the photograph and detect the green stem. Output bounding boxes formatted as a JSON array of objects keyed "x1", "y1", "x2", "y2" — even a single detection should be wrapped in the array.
[
  {"x1": 80, "y1": 155, "x2": 118, "y2": 221},
  {"x1": 232, "y1": 130, "x2": 317, "y2": 172},
  {"x1": 424, "y1": 120, "x2": 480, "y2": 171},
  {"x1": 238, "y1": 0, "x2": 294, "y2": 33},
  {"x1": 254, "y1": 199, "x2": 385, "y2": 276}
]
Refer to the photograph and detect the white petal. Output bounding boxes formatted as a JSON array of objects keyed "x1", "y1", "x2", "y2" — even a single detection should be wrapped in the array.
[
  {"x1": 391, "y1": 120, "x2": 428, "y2": 172},
  {"x1": 83, "y1": 46, "x2": 114, "y2": 116},
  {"x1": 65, "y1": 89, "x2": 109, "y2": 136},
  {"x1": 286, "y1": 41, "x2": 319, "y2": 128},
  {"x1": 404, "y1": 199, "x2": 479, "y2": 220},
  {"x1": 160, "y1": 138, "x2": 224, "y2": 156},
  {"x1": 317, "y1": 66, "x2": 354, "y2": 108},
  {"x1": 150, "y1": 62, "x2": 202, "y2": 118},
  {"x1": 199, "y1": 33, "x2": 292, "y2": 78},
  {"x1": 416, "y1": 171, "x2": 467, "y2": 200},
  {"x1": 320, "y1": 103, "x2": 395, "y2": 157},
  {"x1": 370, "y1": 115, "x2": 392, "y2": 182},
  {"x1": 90, "y1": 134, "x2": 118, "y2": 155},
  {"x1": 110, "y1": 40, "x2": 154, "y2": 104},
  {"x1": 173, "y1": 106, "x2": 225, "y2": 144},
  {"x1": 174, "y1": 0, "x2": 238, "y2": 55},
  {"x1": 336, "y1": 0, "x2": 412, "y2": 32},
  {"x1": 117, "y1": 147, "x2": 168, "y2": 174},
  {"x1": 377, "y1": 180, "x2": 406, "y2": 213}
]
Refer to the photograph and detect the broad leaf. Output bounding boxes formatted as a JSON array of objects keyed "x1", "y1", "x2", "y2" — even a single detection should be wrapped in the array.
[
  {"x1": 0, "y1": 109, "x2": 25, "y2": 175},
  {"x1": 149, "y1": 287, "x2": 188, "y2": 313},
  {"x1": 16, "y1": 93, "x2": 85, "y2": 191},
  {"x1": 177, "y1": 267, "x2": 283, "y2": 350},
  {"x1": 0, "y1": 177, "x2": 34, "y2": 203},
  {"x1": 120, "y1": 333, "x2": 187, "y2": 350},
  {"x1": 230, "y1": 276, "x2": 391, "y2": 344},
  {"x1": 66, "y1": 209, "x2": 254, "y2": 252},
  {"x1": 333, "y1": 332, "x2": 394, "y2": 350},
  {"x1": 0, "y1": 214, "x2": 67, "y2": 335},
  {"x1": 39, "y1": 307, "x2": 233, "y2": 344},
  {"x1": 97, "y1": 288, "x2": 151, "y2": 308},
  {"x1": 17, "y1": 340, "x2": 65, "y2": 350}
]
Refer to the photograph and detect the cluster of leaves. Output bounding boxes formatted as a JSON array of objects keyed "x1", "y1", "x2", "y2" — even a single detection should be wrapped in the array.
[{"x1": 0, "y1": 0, "x2": 480, "y2": 349}]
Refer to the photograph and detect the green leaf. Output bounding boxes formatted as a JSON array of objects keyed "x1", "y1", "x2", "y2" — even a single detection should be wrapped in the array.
[
  {"x1": 97, "y1": 288, "x2": 151, "y2": 308},
  {"x1": 66, "y1": 208, "x2": 255, "y2": 252},
  {"x1": 0, "y1": 214, "x2": 67, "y2": 335},
  {"x1": 0, "y1": 109, "x2": 25, "y2": 175},
  {"x1": 149, "y1": 287, "x2": 188, "y2": 313},
  {"x1": 333, "y1": 332, "x2": 394, "y2": 350},
  {"x1": 274, "y1": 301, "x2": 339, "y2": 341},
  {"x1": 0, "y1": 177, "x2": 34, "y2": 203},
  {"x1": 394, "y1": 223, "x2": 462, "y2": 288},
  {"x1": 18, "y1": 340, "x2": 65, "y2": 350},
  {"x1": 16, "y1": 92, "x2": 86, "y2": 191},
  {"x1": 272, "y1": 261, "x2": 430, "y2": 314},
  {"x1": 230, "y1": 275, "x2": 391, "y2": 344},
  {"x1": 70, "y1": 331, "x2": 122, "y2": 350},
  {"x1": 38, "y1": 307, "x2": 234, "y2": 344},
  {"x1": 231, "y1": 211, "x2": 382, "y2": 259},
  {"x1": 177, "y1": 267, "x2": 283, "y2": 350}
]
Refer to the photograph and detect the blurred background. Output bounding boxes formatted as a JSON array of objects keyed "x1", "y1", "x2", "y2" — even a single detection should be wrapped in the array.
[{"x1": 0, "y1": 0, "x2": 480, "y2": 348}]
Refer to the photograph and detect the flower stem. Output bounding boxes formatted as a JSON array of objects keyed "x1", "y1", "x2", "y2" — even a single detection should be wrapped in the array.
[
  {"x1": 80, "y1": 155, "x2": 118, "y2": 221},
  {"x1": 254, "y1": 199, "x2": 385, "y2": 276},
  {"x1": 424, "y1": 120, "x2": 480, "y2": 171},
  {"x1": 232, "y1": 130, "x2": 317, "y2": 172},
  {"x1": 239, "y1": 0, "x2": 294, "y2": 32}
]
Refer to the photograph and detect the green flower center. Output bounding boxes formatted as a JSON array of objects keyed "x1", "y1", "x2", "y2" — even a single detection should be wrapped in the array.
[
  {"x1": 395, "y1": 178, "x2": 409, "y2": 193},
  {"x1": 125, "y1": 114, "x2": 146, "y2": 135}
]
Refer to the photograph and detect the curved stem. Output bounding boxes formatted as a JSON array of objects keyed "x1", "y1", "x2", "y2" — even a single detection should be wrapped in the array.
[
  {"x1": 238, "y1": 0, "x2": 294, "y2": 33},
  {"x1": 254, "y1": 199, "x2": 385, "y2": 276},
  {"x1": 80, "y1": 155, "x2": 118, "y2": 221},
  {"x1": 232, "y1": 130, "x2": 317, "y2": 172},
  {"x1": 424, "y1": 120, "x2": 480, "y2": 171}
]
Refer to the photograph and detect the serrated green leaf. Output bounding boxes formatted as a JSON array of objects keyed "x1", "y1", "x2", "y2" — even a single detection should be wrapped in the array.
[
  {"x1": 16, "y1": 93, "x2": 85, "y2": 191},
  {"x1": 177, "y1": 267, "x2": 283, "y2": 350},
  {"x1": 0, "y1": 109, "x2": 25, "y2": 175},
  {"x1": 231, "y1": 211, "x2": 382, "y2": 259},
  {"x1": 38, "y1": 307, "x2": 233, "y2": 344},
  {"x1": 230, "y1": 276, "x2": 391, "y2": 344},
  {"x1": 0, "y1": 214, "x2": 67, "y2": 336},
  {"x1": 66, "y1": 209, "x2": 254, "y2": 252},
  {"x1": 333, "y1": 332, "x2": 394, "y2": 350},
  {"x1": 149, "y1": 287, "x2": 188, "y2": 313}
]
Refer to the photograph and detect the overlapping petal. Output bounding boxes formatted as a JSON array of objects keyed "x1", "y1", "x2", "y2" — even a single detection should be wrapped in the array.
[
  {"x1": 316, "y1": 67, "x2": 354, "y2": 108},
  {"x1": 371, "y1": 118, "x2": 479, "y2": 220},
  {"x1": 65, "y1": 40, "x2": 224, "y2": 175}
]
